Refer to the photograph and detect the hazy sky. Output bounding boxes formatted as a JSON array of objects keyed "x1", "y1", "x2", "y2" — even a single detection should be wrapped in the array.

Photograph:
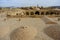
[{"x1": 0, "y1": 0, "x2": 60, "y2": 7}]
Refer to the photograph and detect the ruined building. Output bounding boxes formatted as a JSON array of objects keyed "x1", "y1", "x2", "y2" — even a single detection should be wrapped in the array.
[{"x1": 0, "y1": 6, "x2": 60, "y2": 17}]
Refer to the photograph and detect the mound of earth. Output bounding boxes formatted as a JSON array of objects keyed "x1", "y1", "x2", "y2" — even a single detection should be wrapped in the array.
[
  {"x1": 44, "y1": 25, "x2": 60, "y2": 40},
  {"x1": 10, "y1": 26, "x2": 37, "y2": 40}
]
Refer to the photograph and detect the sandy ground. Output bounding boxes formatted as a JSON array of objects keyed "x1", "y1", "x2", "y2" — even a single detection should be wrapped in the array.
[{"x1": 0, "y1": 13, "x2": 60, "y2": 40}]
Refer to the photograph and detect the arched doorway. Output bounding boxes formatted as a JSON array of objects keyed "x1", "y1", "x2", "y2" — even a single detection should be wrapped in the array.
[
  {"x1": 30, "y1": 12, "x2": 34, "y2": 15},
  {"x1": 41, "y1": 12, "x2": 44, "y2": 15},
  {"x1": 35, "y1": 11, "x2": 40, "y2": 15},
  {"x1": 50, "y1": 12, "x2": 54, "y2": 15},
  {"x1": 16, "y1": 13, "x2": 18, "y2": 15},
  {"x1": 26, "y1": 12, "x2": 29, "y2": 15},
  {"x1": 56, "y1": 12, "x2": 59, "y2": 15},
  {"x1": 46, "y1": 12, "x2": 50, "y2": 15}
]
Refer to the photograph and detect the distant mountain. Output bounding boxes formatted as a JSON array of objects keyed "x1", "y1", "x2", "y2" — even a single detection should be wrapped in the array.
[{"x1": 48, "y1": 6, "x2": 60, "y2": 9}]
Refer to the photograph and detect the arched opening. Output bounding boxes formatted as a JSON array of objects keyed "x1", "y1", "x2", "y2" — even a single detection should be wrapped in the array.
[
  {"x1": 50, "y1": 12, "x2": 55, "y2": 15},
  {"x1": 41, "y1": 12, "x2": 44, "y2": 15},
  {"x1": 16, "y1": 13, "x2": 18, "y2": 15},
  {"x1": 46, "y1": 12, "x2": 50, "y2": 15},
  {"x1": 30, "y1": 12, "x2": 34, "y2": 15},
  {"x1": 35, "y1": 11, "x2": 39, "y2": 15},
  {"x1": 56, "y1": 13, "x2": 59, "y2": 15},
  {"x1": 26, "y1": 12, "x2": 29, "y2": 15}
]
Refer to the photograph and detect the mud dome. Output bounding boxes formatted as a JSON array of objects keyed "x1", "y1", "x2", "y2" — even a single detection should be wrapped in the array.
[{"x1": 10, "y1": 26, "x2": 37, "y2": 40}]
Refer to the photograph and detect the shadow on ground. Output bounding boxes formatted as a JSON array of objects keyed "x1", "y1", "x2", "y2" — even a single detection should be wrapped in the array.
[{"x1": 44, "y1": 24, "x2": 60, "y2": 40}]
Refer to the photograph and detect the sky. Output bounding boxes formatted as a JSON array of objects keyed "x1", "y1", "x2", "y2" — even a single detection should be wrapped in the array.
[{"x1": 0, "y1": 0, "x2": 60, "y2": 7}]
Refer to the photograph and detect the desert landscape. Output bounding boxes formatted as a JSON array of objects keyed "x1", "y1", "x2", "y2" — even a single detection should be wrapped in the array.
[{"x1": 0, "y1": 7, "x2": 60, "y2": 40}]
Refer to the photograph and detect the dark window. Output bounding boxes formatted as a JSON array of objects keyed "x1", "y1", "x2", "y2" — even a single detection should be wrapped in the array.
[{"x1": 35, "y1": 11, "x2": 39, "y2": 15}]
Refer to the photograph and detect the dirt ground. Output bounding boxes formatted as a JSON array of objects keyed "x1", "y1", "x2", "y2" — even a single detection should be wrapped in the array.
[{"x1": 0, "y1": 13, "x2": 60, "y2": 40}]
